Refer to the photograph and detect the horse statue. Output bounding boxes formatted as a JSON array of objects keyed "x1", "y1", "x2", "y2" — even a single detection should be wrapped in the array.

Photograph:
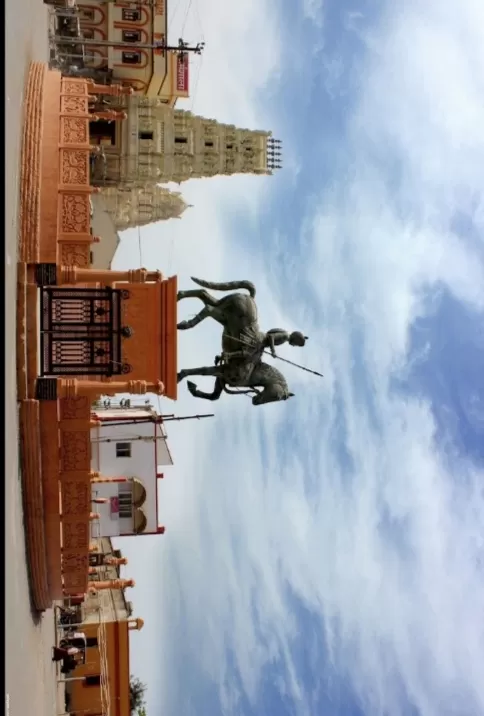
[{"x1": 176, "y1": 277, "x2": 308, "y2": 406}]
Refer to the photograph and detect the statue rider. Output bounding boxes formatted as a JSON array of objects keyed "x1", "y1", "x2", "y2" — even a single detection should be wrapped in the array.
[{"x1": 215, "y1": 329, "x2": 308, "y2": 366}]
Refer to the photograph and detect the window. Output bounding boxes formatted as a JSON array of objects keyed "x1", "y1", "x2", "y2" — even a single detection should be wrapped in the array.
[
  {"x1": 205, "y1": 141, "x2": 213, "y2": 148},
  {"x1": 122, "y1": 30, "x2": 141, "y2": 43},
  {"x1": 83, "y1": 28, "x2": 95, "y2": 40},
  {"x1": 116, "y1": 442, "x2": 131, "y2": 458},
  {"x1": 90, "y1": 119, "x2": 117, "y2": 146},
  {"x1": 122, "y1": 51, "x2": 141, "y2": 65},
  {"x1": 80, "y1": 8, "x2": 95, "y2": 21},
  {"x1": 139, "y1": 131, "x2": 154, "y2": 141},
  {"x1": 119, "y1": 490, "x2": 133, "y2": 519},
  {"x1": 226, "y1": 144, "x2": 233, "y2": 150},
  {"x1": 85, "y1": 675, "x2": 101, "y2": 687},
  {"x1": 86, "y1": 637, "x2": 98, "y2": 648},
  {"x1": 122, "y1": 9, "x2": 141, "y2": 22},
  {"x1": 89, "y1": 251, "x2": 94, "y2": 265},
  {"x1": 174, "y1": 137, "x2": 187, "y2": 144}
]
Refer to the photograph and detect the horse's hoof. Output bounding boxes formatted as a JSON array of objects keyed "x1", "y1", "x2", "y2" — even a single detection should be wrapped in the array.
[
  {"x1": 176, "y1": 291, "x2": 185, "y2": 301},
  {"x1": 177, "y1": 321, "x2": 187, "y2": 330},
  {"x1": 177, "y1": 371, "x2": 186, "y2": 383},
  {"x1": 187, "y1": 380, "x2": 197, "y2": 395}
]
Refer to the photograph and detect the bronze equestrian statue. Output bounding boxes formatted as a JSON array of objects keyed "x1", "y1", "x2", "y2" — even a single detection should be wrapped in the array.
[{"x1": 176, "y1": 277, "x2": 308, "y2": 406}]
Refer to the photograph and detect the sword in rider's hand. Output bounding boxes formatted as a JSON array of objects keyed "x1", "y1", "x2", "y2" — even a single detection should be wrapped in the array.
[{"x1": 265, "y1": 351, "x2": 324, "y2": 378}]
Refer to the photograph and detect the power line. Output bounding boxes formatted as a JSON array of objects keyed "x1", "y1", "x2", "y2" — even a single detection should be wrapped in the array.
[
  {"x1": 180, "y1": 0, "x2": 194, "y2": 35},
  {"x1": 189, "y1": 54, "x2": 203, "y2": 111}
]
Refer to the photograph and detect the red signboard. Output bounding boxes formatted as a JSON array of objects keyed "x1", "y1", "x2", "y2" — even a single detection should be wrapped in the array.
[
  {"x1": 176, "y1": 55, "x2": 189, "y2": 92},
  {"x1": 110, "y1": 496, "x2": 119, "y2": 515}
]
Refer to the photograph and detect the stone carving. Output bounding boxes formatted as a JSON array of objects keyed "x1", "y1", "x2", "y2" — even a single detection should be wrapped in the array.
[
  {"x1": 61, "y1": 150, "x2": 89, "y2": 185},
  {"x1": 60, "y1": 397, "x2": 90, "y2": 420},
  {"x1": 62, "y1": 80, "x2": 88, "y2": 95},
  {"x1": 63, "y1": 521, "x2": 90, "y2": 551},
  {"x1": 60, "y1": 242, "x2": 90, "y2": 267},
  {"x1": 61, "y1": 96, "x2": 88, "y2": 115},
  {"x1": 62, "y1": 552, "x2": 89, "y2": 573},
  {"x1": 60, "y1": 431, "x2": 90, "y2": 472},
  {"x1": 63, "y1": 570, "x2": 88, "y2": 591},
  {"x1": 61, "y1": 117, "x2": 88, "y2": 145},
  {"x1": 61, "y1": 194, "x2": 90, "y2": 234},
  {"x1": 62, "y1": 481, "x2": 90, "y2": 515}
]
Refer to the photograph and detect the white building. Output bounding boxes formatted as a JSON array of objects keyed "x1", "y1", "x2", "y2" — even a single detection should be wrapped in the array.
[{"x1": 90, "y1": 400, "x2": 173, "y2": 538}]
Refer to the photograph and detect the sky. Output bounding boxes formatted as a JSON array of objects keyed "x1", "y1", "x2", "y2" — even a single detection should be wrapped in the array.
[{"x1": 112, "y1": 1, "x2": 484, "y2": 715}]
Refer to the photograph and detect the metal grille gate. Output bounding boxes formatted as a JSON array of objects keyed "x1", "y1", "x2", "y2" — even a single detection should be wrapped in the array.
[{"x1": 40, "y1": 287, "x2": 127, "y2": 377}]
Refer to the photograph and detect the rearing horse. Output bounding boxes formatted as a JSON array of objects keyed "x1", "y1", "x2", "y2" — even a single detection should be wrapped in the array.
[
  {"x1": 177, "y1": 277, "x2": 307, "y2": 377},
  {"x1": 176, "y1": 277, "x2": 308, "y2": 405}
]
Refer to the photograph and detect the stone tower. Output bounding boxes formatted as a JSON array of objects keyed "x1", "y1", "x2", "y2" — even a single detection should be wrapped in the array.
[
  {"x1": 91, "y1": 95, "x2": 283, "y2": 188},
  {"x1": 100, "y1": 185, "x2": 189, "y2": 231}
]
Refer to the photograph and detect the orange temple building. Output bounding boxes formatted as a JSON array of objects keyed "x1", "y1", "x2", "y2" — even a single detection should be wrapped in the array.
[
  {"x1": 64, "y1": 538, "x2": 142, "y2": 716},
  {"x1": 17, "y1": 62, "x2": 178, "y2": 610}
]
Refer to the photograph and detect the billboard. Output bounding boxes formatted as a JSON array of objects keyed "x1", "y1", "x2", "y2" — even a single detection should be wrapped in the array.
[{"x1": 176, "y1": 55, "x2": 189, "y2": 92}]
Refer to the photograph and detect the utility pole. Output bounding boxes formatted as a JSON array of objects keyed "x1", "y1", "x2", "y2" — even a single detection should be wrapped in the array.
[
  {"x1": 51, "y1": 34, "x2": 205, "y2": 60},
  {"x1": 92, "y1": 414, "x2": 214, "y2": 428}
]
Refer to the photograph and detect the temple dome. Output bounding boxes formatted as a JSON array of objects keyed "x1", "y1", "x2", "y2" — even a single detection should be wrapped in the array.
[
  {"x1": 131, "y1": 478, "x2": 147, "y2": 508},
  {"x1": 133, "y1": 508, "x2": 147, "y2": 534}
]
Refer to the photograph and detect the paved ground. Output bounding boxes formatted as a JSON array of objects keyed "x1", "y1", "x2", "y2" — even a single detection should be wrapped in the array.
[{"x1": 5, "y1": 2, "x2": 60, "y2": 715}]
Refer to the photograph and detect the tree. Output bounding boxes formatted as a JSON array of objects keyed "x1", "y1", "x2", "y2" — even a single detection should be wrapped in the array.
[{"x1": 129, "y1": 676, "x2": 147, "y2": 713}]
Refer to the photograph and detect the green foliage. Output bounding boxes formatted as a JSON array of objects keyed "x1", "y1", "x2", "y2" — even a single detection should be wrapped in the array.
[{"x1": 129, "y1": 676, "x2": 147, "y2": 714}]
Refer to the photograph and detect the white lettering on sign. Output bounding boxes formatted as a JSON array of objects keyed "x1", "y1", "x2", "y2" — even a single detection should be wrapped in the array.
[{"x1": 176, "y1": 56, "x2": 189, "y2": 92}]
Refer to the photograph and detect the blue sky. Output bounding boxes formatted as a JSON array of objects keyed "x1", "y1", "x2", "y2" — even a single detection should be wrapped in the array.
[{"x1": 113, "y1": 1, "x2": 484, "y2": 715}]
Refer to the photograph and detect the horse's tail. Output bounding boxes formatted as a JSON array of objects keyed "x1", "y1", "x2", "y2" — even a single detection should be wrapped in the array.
[{"x1": 191, "y1": 277, "x2": 256, "y2": 298}]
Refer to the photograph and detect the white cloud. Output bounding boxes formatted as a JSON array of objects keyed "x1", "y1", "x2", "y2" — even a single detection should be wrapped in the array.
[
  {"x1": 302, "y1": 0, "x2": 324, "y2": 29},
  {"x1": 116, "y1": 1, "x2": 484, "y2": 715}
]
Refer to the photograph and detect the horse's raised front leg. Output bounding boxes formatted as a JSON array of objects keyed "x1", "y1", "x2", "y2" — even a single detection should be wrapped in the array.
[
  {"x1": 177, "y1": 288, "x2": 218, "y2": 306},
  {"x1": 187, "y1": 377, "x2": 224, "y2": 401},
  {"x1": 177, "y1": 306, "x2": 213, "y2": 330},
  {"x1": 177, "y1": 365, "x2": 220, "y2": 383},
  {"x1": 177, "y1": 305, "x2": 226, "y2": 331}
]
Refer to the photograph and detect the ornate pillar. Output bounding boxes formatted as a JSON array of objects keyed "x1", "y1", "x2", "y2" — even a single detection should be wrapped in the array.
[
  {"x1": 87, "y1": 81, "x2": 134, "y2": 97},
  {"x1": 104, "y1": 556, "x2": 128, "y2": 566},
  {"x1": 58, "y1": 266, "x2": 163, "y2": 285},
  {"x1": 128, "y1": 617, "x2": 144, "y2": 631},
  {"x1": 91, "y1": 110, "x2": 128, "y2": 122},
  {"x1": 58, "y1": 379, "x2": 165, "y2": 401},
  {"x1": 88, "y1": 578, "x2": 135, "y2": 591}
]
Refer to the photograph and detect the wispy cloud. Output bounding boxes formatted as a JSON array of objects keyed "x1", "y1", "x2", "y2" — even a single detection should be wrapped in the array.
[{"x1": 117, "y1": 1, "x2": 484, "y2": 716}]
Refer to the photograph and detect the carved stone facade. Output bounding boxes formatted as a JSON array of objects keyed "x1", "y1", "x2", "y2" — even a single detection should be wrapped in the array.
[
  {"x1": 100, "y1": 184, "x2": 190, "y2": 231},
  {"x1": 91, "y1": 95, "x2": 282, "y2": 187}
]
